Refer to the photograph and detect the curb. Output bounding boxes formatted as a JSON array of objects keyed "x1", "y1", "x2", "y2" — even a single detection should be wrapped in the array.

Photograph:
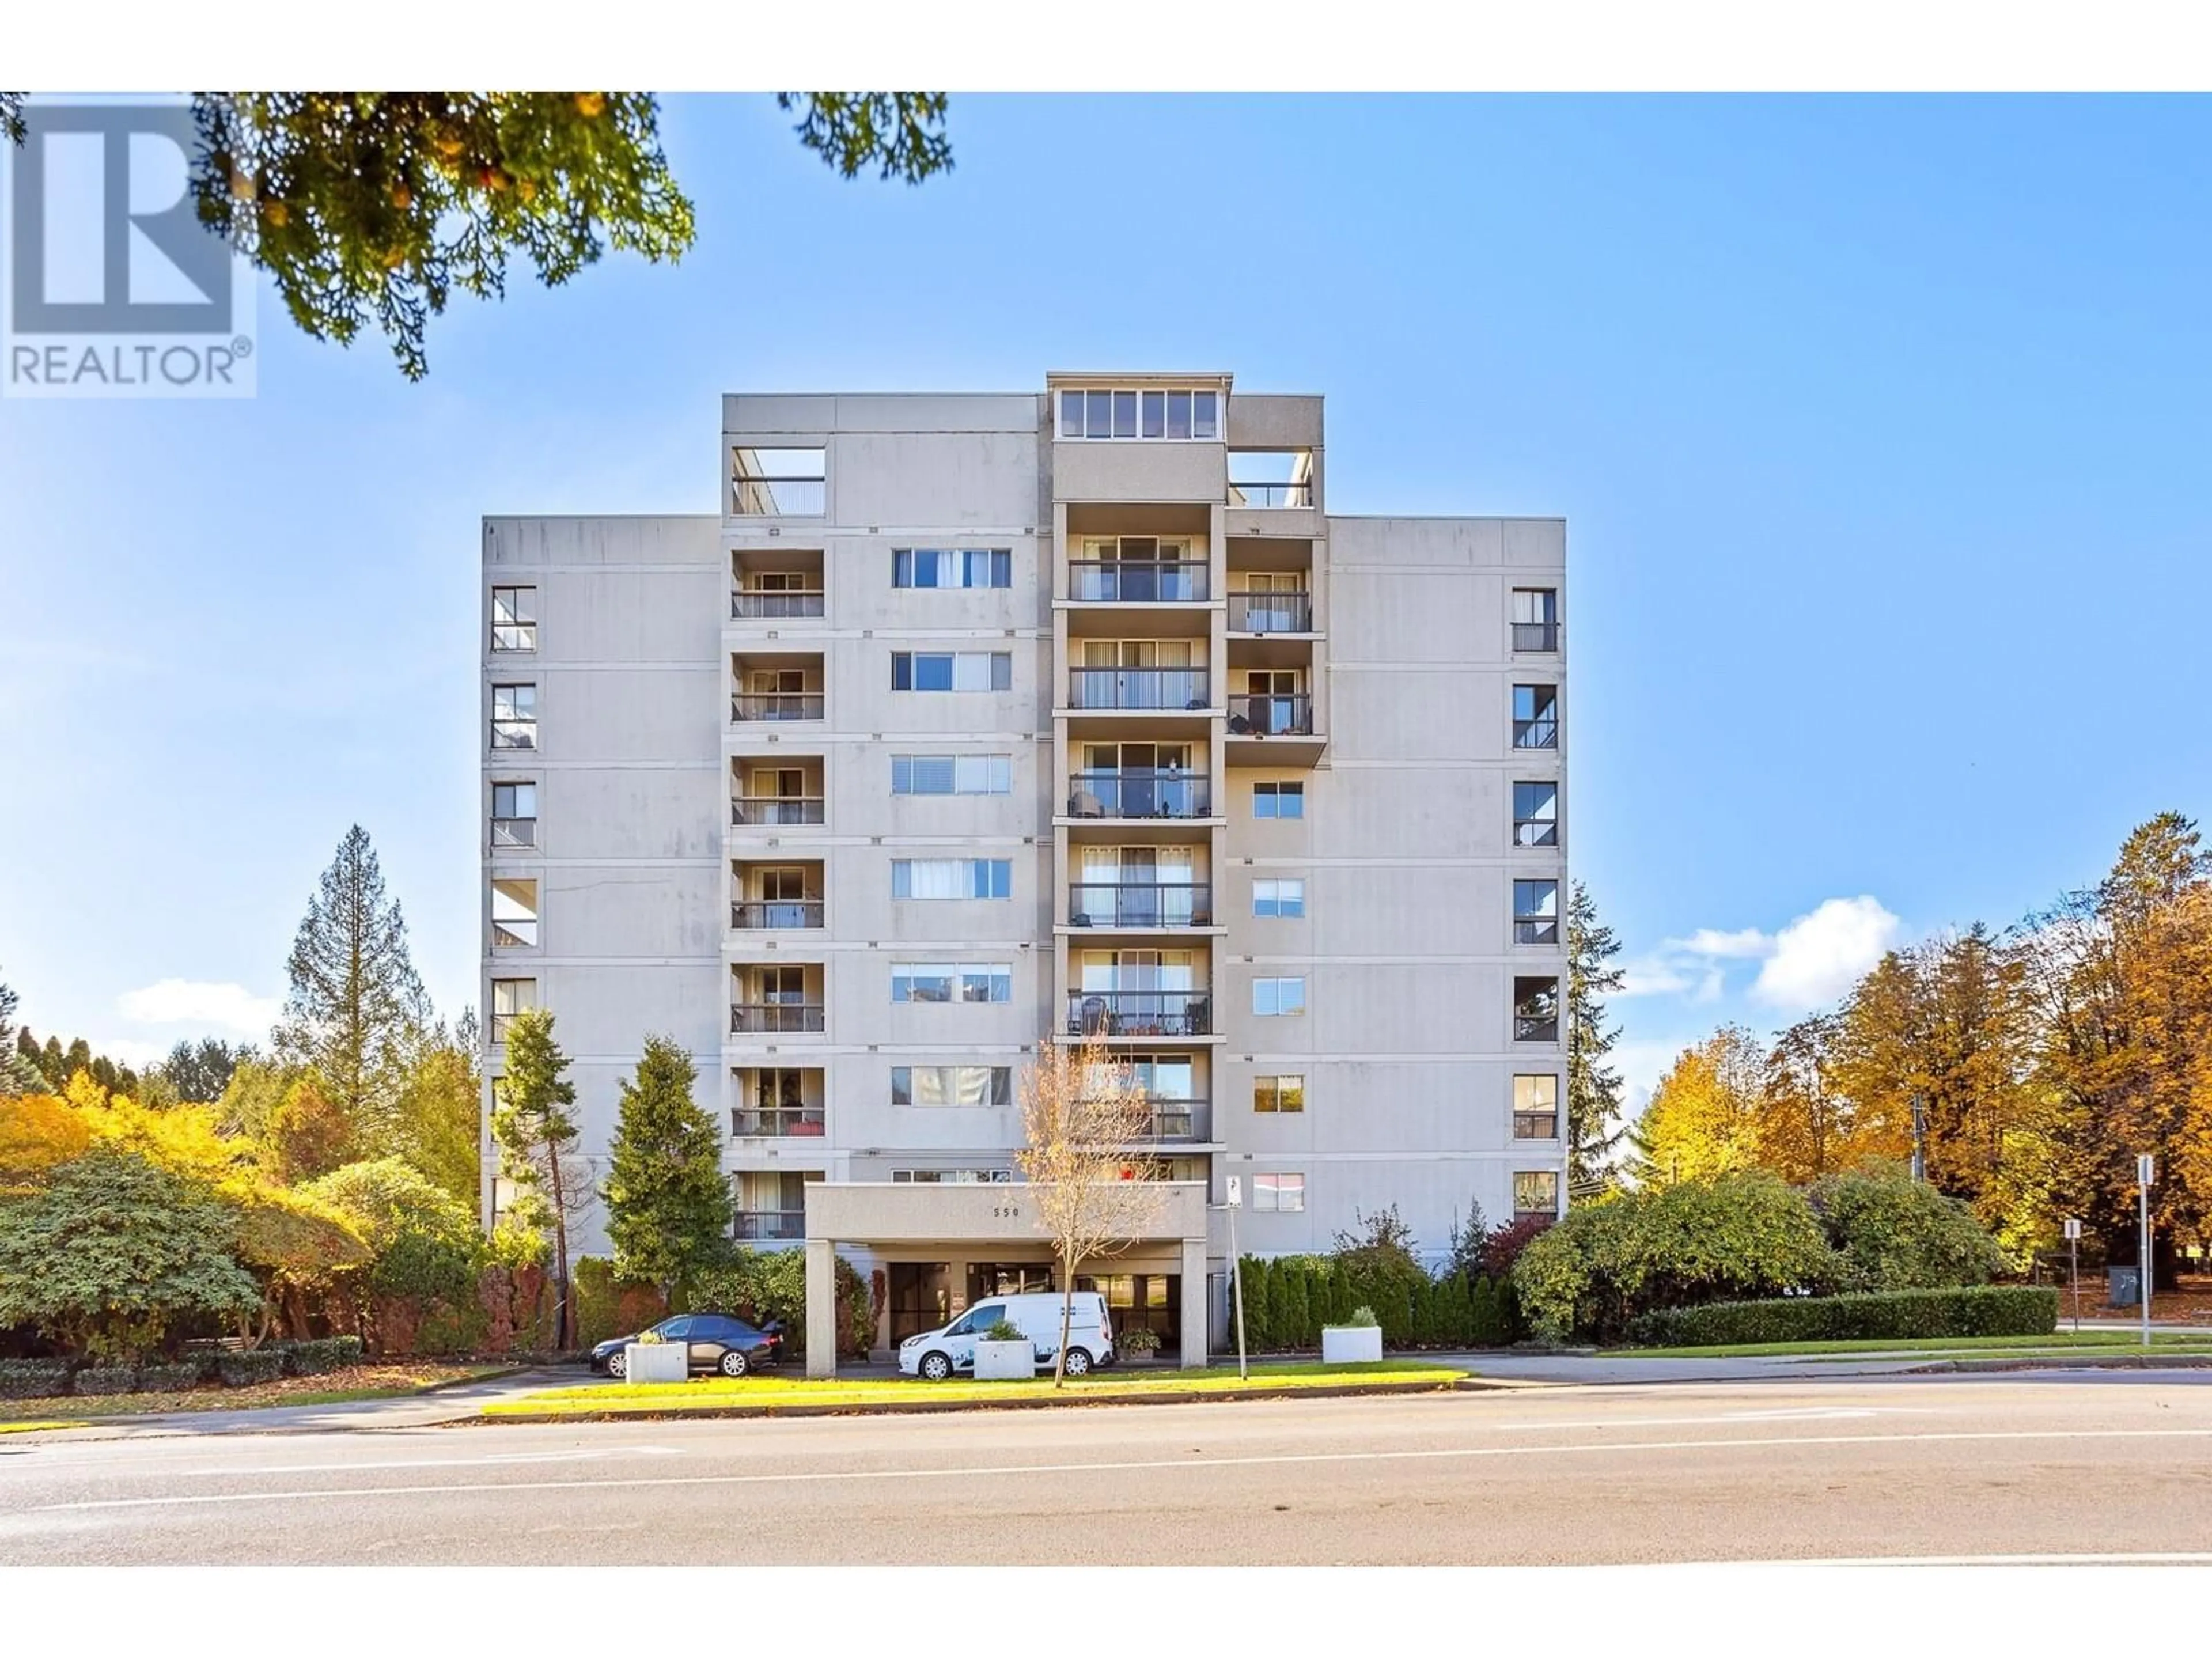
[
  {"x1": 1900, "y1": 1352, "x2": 2212, "y2": 1376},
  {"x1": 480, "y1": 1375, "x2": 1498, "y2": 1424}
]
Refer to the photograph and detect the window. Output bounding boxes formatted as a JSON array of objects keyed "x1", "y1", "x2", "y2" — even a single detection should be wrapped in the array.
[
  {"x1": 893, "y1": 963, "x2": 1013, "y2": 1004},
  {"x1": 1253, "y1": 878, "x2": 1306, "y2": 919},
  {"x1": 1253, "y1": 1075, "x2": 1305, "y2": 1114},
  {"x1": 1512, "y1": 588, "x2": 1560, "y2": 652},
  {"x1": 491, "y1": 877, "x2": 539, "y2": 948},
  {"x1": 490, "y1": 978, "x2": 536, "y2": 1043},
  {"x1": 1253, "y1": 1172, "x2": 1305, "y2": 1213},
  {"x1": 731, "y1": 446, "x2": 825, "y2": 515},
  {"x1": 892, "y1": 859, "x2": 1012, "y2": 900},
  {"x1": 1514, "y1": 1169, "x2": 1561, "y2": 1220},
  {"x1": 1057, "y1": 386, "x2": 1218, "y2": 441},
  {"x1": 1513, "y1": 684, "x2": 1559, "y2": 749},
  {"x1": 491, "y1": 684, "x2": 537, "y2": 750},
  {"x1": 1513, "y1": 781, "x2": 1559, "y2": 847},
  {"x1": 1227, "y1": 451, "x2": 1316, "y2": 509},
  {"x1": 892, "y1": 651, "x2": 1012, "y2": 692},
  {"x1": 1252, "y1": 976, "x2": 1306, "y2": 1017},
  {"x1": 1514, "y1": 879, "x2": 1561, "y2": 945},
  {"x1": 892, "y1": 1066, "x2": 1014, "y2": 1107},
  {"x1": 894, "y1": 549, "x2": 1012, "y2": 589},
  {"x1": 491, "y1": 781, "x2": 537, "y2": 849},
  {"x1": 490, "y1": 586, "x2": 536, "y2": 652},
  {"x1": 892, "y1": 1168, "x2": 1012, "y2": 1184},
  {"x1": 1252, "y1": 781, "x2": 1305, "y2": 819},
  {"x1": 1514, "y1": 1075, "x2": 1560, "y2": 1140},
  {"x1": 1514, "y1": 976, "x2": 1560, "y2": 1043},
  {"x1": 892, "y1": 755, "x2": 1013, "y2": 796}
]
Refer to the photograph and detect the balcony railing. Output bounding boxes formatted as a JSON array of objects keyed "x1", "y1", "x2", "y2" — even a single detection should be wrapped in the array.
[
  {"x1": 732, "y1": 1002, "x2": 826, "y2": 1034},
  {"x1": 1514, "y1": 1112, "x2": 1560, "y2": 1140},
  {"x1": 491, "y1": 817, "x2": 537, "y2": 850},
  {"x1": 732, "y1": 1108, "x2": 826, "y2": 1138},
  {"x1": 733, "y1": 1209, "x2": 806, "y2": 1241},
  {"x1": 1066, "y1": 770, "x2": 1211, "y2": 820},
  {"x1": 1515, "y1": 1013, "x2": 1560, "y2": 1043},
  {"x1": 732, "y1": 796, "x2": 825, "y2": 826},
  {"x1": 490, "y1": 622, "x2": 537, "y2": 651},
  {"x1": 1228, "y1": 592, "x2": 1313, "y2": 632},
  {"x1": 1513, "y1": 818, "x2": 1559, "y2": 847},
  {"x1": 1068, "y1": 668, "x2": 1210, "y2": 711},
  {"x1": 1513, "y1": 718, "x2": 1559, "y2": 749},
  {"x1": 732, "y1": 590, "x2": 826, "y2": 619},
  {"x1": 1228, "y1": 481, "x2": 1313, "y2": 509},
  {"x1": 1069, "y1": 884, "x2": 1211, "y2": 927},
  {"x1": 490, "y1": 721, "x2": 537, "y2": 751},
  {"x1": 1513, "y1": 621, "x2": 1560, "y2": 652},
  {"x1": 732, "y1": 692, "x2": 824, "y2": 722},
  {"x1": 1066, "y1": 990, "x2": 1211, "y2": 1038},
  {"x1": 732, "y1": 899, "x2": 824, "y2": 930},
  {"x1": 1067, "y1": 561, "x2": 1209, "y2": 603},
  {"x1": 1226, "y1": 694, "x2": 1313, "y2": 736},
  {"x1": 1135, "y1": 1101, "x2": 1210, "y2": 1142}
]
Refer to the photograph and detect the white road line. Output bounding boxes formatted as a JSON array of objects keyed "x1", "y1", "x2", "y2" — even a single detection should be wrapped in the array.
[
  {"x1": 1688, "y1": 1552, "x2": 2212, "y2": 1567},
  {"x1": 28, "y1": 1423, "x2": 2212, "y2": 1515}
]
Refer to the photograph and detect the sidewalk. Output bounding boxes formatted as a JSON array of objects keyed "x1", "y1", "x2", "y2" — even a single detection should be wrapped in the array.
[{"x1": 3, "y1": 1366, "x2": 573, "y2": 1441}]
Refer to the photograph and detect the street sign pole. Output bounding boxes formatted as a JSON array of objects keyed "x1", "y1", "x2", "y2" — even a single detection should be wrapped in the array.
[
  {"x1": 1226, "y1": 1176, "x2": 1248, "y2": 1382},
  {"x1": 2063, "y1": 1218, "x2": 2081, "y2": 1336},
  {"x1": 2138, "y1": 1154, "x2": 2156, "y2": 1350}
]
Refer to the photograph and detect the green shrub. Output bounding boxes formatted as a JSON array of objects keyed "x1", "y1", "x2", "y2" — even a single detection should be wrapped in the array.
[
  {"x1": 982, "y1": 1318, "x2": 1024, "y2": 1343},
  {"x1": 0, "y1": 1359, "x2": 71, "y2": 1399},
  {"x1": 1627, "y1": 1285, "x2": 2058, "y2": 1348},
  {"x1": 283, "y1": 1336, "x2": 363, "y2": 1376},
  {"x1": 1347, "y1": 1304, "x2": 1379, "y2": 1327},
  {"x1": 216, "y1": 1349, "x2": 286, "y2": 1387},
  {"x1": 135, "y1": 1360, "x2": 203, "y2": 1392},
  {"x1": 73, "y1": 1364, "x2": 138, "y2": 1395},
  {"x1": 1810, "y1": 1167, "x2": 2010, "y2": 1290},
  {"x1": 1513, "y1": 1172, "x2": 1840, "y2": 1343}
]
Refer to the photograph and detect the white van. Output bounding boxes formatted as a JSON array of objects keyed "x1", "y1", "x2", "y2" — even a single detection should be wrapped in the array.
[{"x1": 899, "y1": 1290, "x2": 1115, "y2": 1381}]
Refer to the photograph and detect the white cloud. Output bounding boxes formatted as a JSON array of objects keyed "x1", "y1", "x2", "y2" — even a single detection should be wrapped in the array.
[
  {"x1": 81, "y1": 1037, "x2": 173, "y2": 1071},
  {"x1": 115, "y1": 979, "x2": 280, "y2": 1037},
  {"x1": 1676, "y1": 926, "x2": 1771, "y2": 960},
  {"x1": 1748, "y1": 896, "x2": 1902, "y2": 1012},
  {"x1": 1618, "y1": 957, "x2": 1693, "y2": 997}
]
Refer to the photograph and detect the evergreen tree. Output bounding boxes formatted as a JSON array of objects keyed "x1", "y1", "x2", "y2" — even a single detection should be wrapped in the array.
[
  {"x1": 275, "y1": 825, "x2": 431, "y2": 1152},
  {"x1": 602, "y1": 1035, "x2": 731, "y2": 1297},
  {"x1": 0, "y1": 974, "x2": 41, "y2": 1096},
  {"x1": 492, "y1": 1007, "x2": 584, "y2": 1347},
  {"x1": 1566, "y1": 880, "x2": 1628, "y2": 1196},
  {"x1": 391, "y1": 1017, "x2": 483, "y2": 1209},
  {"x1": 159, "y1": 1037, "x2": 253, "y2": 1105}
]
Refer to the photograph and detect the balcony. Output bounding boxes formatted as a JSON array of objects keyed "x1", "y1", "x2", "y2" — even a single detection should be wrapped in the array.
[
  {"x1": 732, "y1": 589, "x2": 825, "y2": 620},
  {"x1": 732, "y1": 1108, "x2": 826, "y2": 1138},
  {"x1": 491, "y1": 817, "x2": 536, "y2": 850},
  {"x1": 732, "y1": 1003, "x2": 827, "y2": 1035},
  {"x1": 1514, "y1": 1112, "x2": 1560, "y2": 1141},
  {"x1": 1066, "y1": 990, "x2": 1211, "y2": 1039},
  {"x1": 1067, "y1": 560, "x2": 1209, "y2": 604},
  {"x1": 732, "y1": 692, "x2": 824, "y2": 723},
  {"x1": 733, "y1": 1209, "x2": 806, "y2": 1241},
  {"x1": 1068, "y1": 668, "x2": 1210, "y2": 711},
  {"x1": 1226, "y1": 480, "x2": 1312, "y2": 509},
  {"x1": 1136, "y1": 1101, "x2": 1211, "y2": 1143},
  {"x1": 1065, "y1": 771, "x2": 1211, "y2": 820},
  {"x1": 1228, "y1": 592, "x2": 1313, "y2": 633},
  {"x1": 1069, "y1": 884, "x2": 1211, "y2": 928},
  {"x1": 732, "y1": 900, "x2": 824, "y2": 930},
  {"x1": 1513, "y1": 717, "x2": 1559, "y2": 750},
  {"x1": 732, "y1": 796, "x2": 825, "y2": 827},
  {"x1": 1513, "y1": 621, "x2": 1560, "y2": 653},
  {"x1": 1226, "y1": 694, "x2": 1312, "y2": 736}
]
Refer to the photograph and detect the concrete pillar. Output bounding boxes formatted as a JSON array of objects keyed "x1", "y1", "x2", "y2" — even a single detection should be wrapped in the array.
[
  {"x1": 1179, "y1": 1237, "x2": 1210, "y2": 1369},
  {"x1": 805, "y1": 1238, "x2": 837, "y2": 1378}
]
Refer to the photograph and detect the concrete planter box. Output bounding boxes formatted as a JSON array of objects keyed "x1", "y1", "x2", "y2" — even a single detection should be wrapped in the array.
[
  {"x1": 972, "y1": 1339, "x2": 1036, "y2": 1381},
  {"x1": 624, "y1": 1341, "x2": 690, "y2": 1384},
  {"x1": 1321, "y1": 1326, "x2": 1383, "y2": 1363}
]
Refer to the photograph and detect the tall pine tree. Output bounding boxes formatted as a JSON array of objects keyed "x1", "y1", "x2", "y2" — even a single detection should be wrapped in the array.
[
  {"x1": 0, "y1": 973, "x2": 43, "y2": 1096},
  {"x1": 602, "y1": 1036, "x2": 730, "y2": 1298},
  {"x1": 492, "y1": 1007, "x2": 584, "y2": 1346},
  {"x1": 1565, "y1": 880, "x2": 1628, "y2": 1196},
  {"x1": 275, "y1": 826, "x2": 430, "y2": 1150}
]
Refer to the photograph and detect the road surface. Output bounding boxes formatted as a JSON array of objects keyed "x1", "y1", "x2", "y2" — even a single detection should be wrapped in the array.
[{"x1": 5, "y1": 1373, "x2": 2212, "y2": 1565}]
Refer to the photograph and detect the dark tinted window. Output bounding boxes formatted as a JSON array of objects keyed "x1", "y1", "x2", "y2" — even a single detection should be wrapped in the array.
[{"x1": 657, "y1": 1316, "x2": 694, "y2": 1339}]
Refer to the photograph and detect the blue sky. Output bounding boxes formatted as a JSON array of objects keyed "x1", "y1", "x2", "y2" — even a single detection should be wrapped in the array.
[{"x1": 3, "y1": 93, "x2": 2208, "y2": 1111}]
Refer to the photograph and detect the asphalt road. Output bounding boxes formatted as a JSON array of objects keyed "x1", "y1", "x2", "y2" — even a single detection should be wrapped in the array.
[{"x1": 6, "y1": 1373, "x2": 2212, "y2": 1566}]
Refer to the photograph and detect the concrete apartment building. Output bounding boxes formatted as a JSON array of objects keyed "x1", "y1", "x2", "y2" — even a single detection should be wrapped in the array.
[{"x1": 481, "y1": 372, "x2": 1567, "y2": 1370}]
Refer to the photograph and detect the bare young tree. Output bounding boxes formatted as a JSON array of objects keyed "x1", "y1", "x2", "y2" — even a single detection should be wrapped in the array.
[{"x1": 1016, "y1": 1035, "x2": 1165, "y2": 1385}]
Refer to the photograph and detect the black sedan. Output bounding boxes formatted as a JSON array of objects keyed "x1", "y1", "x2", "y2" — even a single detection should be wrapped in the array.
[{"x1": 589, "y1": 1313, "x2": 783, "y2": 1378}]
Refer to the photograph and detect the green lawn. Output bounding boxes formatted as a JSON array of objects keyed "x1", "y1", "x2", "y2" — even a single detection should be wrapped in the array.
[
  {"x1": 485, "y1": 1359, "x2": 1467, "y2": 1418},
  {"x1": 1619, "y1": 1331, "x2": 2212, "y2": 1361}
]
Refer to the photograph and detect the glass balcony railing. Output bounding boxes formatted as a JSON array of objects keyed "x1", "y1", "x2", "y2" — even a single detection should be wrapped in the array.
[
  {"x1": 1067, "y1": 561, "x2": 1209, "y2": 603},
  {"x1": 491, "y1": 817, "x2": 537, "y2": 849},
  {"x1": 732, "y1": 796, "x2": 824, "y2": 826},
  {"x1": 1068, "y1": 668, "x2": 1210, "y2": 710},
  {"x1": 732, "y1": 692, "x2": 824, "y2": 722},
  {"x1": 1226, "y1": 694, "x2": 1313, "y2": 736},
  {"x1": 1512, "y1": 620, "x2": 1560, "y2": 652},
  {"x1": 1228, "y1": 592, "x2": 1312, "y2": 632},
  {"x1": 1066, "y1": 990, "x2": 1211, "y2": 1038},
  {"x1": 1069, "y1": 884, "x2": 1211, "y2": 927},
  {"x1": 1228, "y1": 480, "x2": 1313, "y2": 509},
  {"x1": 1065, "y1": 771, "x2": 1210, "y2": 819},
  {"x1": 733, "y1": 1209, "x2": 806, "y2": 1241},
  {"x1": 732, "y1": 1108, "x2": 825, "y2": 1138},
  {"x1": 732, "y1": 900, "x2": 824, "y2": 930},
  {"x1": 732, "y1": 590, "x2": 825, "y2": 619},
  {"x1": 732, "y1": 1002, "x2": 825, "y2": 1035}
]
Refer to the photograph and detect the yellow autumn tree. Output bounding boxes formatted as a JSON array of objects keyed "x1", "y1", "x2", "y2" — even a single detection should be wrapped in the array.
[
  {"x1": 0, "y1": 1093, "x2": 93, "y2": 1192},
  {"x1": 1630, "y1": 1026, "x2": 1767, "y2": 1188}
]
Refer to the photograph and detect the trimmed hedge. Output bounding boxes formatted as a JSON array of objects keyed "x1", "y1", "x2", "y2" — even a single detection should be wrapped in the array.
[
  {"x1": 215, "y1": 1349, "x2": 286, "y2": 1387},
  {"x1": 1233, "y1": 1256, "x2": 1518, "y2": 1351},
  {"x1": 279, "y1": 1336, "x2": 365, "y2": 1377},
  {"x1": 1627, "y1": 1285, "x2": 2059, "y2": 1349},
  {"x1": 73, "y1": 1365, "x2": 138, "y2": 1396},
  {"x1": 0, "y1": 1359, "x2": 71, "y2": 1400},
  {"x1": 135, "y1": 1361, "x2": 204, "y2": 1393}
]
